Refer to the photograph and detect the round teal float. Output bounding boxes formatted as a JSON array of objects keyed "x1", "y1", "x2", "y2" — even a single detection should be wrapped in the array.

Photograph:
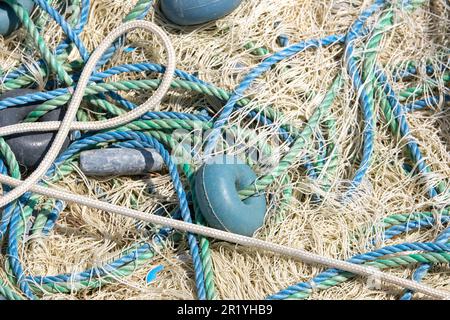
[
  {"x1": 160, "y1": 0, "x2": 242, "y2": 26},
  {"x1": 0, "y1": 0, "x2": 34, "y2": 37},
  {"x1": 195, "y1": 155, "x2": 267, "y2": 237}
]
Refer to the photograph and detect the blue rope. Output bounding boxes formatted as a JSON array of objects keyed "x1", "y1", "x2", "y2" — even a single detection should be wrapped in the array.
[
  {"x1": 4, "y1": 0, "x2": 90, "y2": 83},
  {"x1": 94, "y1": 1, "x2": 154, "y2": 70},
  {"x1": 265, "y1": 0, "x2": 448, "y2": 299},
  {"x1": 53, "y1": 0, "x2": 90, "y2": 57},
  {"x1": 393, "y1": 63, "x2": 447, "y2": 82},
  {"x1": 375, "y1": 68, "x2": 439, "y2": 198},
  {"x1": 4, "y1": 130, "x2": 208, "y2": 299},
  {"x1": 340, "y1": 0, "x2": 385, "y2": 196},
  {"x1": 33, "y1": 0, "x2": 90, "y2": 62}
]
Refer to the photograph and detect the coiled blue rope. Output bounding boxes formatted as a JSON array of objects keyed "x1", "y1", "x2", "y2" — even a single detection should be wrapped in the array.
[{"x1": 4, "y1": 0, "x2": 90, "y2": 83}]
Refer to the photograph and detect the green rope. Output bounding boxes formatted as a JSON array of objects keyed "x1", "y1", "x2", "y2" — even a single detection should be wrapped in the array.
[
  {"x1": 1, "y1": 0, "x2": 447, "y2": 300},
  {"x1": 238, "y1": 74, "x2": 343, "y2": 198},
  {"x1": 0, "y1": 279, "x2": 23, "y2": 300},
  {"x1": 244, "y1": 42, "x2": 270, "y2": 56}
]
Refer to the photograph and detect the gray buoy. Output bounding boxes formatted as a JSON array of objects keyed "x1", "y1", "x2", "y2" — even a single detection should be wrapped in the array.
[
  {"x1": 0, "y1": 89, "x2": 70, "y2": 174},
  {"x1": 80, "y1": 148, "x2": 164, "y2": 177}
]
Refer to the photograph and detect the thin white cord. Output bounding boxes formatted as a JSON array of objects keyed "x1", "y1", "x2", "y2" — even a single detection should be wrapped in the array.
[{"x1": 0, "y1": 21, "x2": 448, "y2": 300}]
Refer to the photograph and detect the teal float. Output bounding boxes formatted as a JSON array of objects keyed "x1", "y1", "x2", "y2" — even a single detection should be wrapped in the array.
[
  {"x1": 0, "y1": 0, "x2": 35, "y2": 37},
  {"x1": 160, "y1": 0, "x2": 242, "y2": 26},
  {"x1": 195, "y1": 155, "x2": 267, "y2": 237}
]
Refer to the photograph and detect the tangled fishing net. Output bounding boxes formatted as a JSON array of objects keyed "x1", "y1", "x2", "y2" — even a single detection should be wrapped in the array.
[{"x1": 0, "y1": 0, "x2": 449, "y2": 300}]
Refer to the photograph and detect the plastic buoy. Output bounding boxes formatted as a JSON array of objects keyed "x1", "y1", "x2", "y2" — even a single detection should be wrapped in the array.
[
  {"x1": 195, "y1": 155, "x2": 266, "y2": 237},
  {"x1": 0, "y1": 0, "x2": 35, "y2": 37},
  {"x1": 0, "y1": 89, "x2": 70, "y2": 173},
  {"x1": 80, "y1": 148, "x2": 164, "y2": 177},
  {"x1": 160, "y1": 0, "x2": 242, "y2": 26}
]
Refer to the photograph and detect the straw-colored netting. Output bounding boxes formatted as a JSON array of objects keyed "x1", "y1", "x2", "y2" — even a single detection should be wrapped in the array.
[{"x1": 0, "y1": 0, "x2": 449, "y2": 299}]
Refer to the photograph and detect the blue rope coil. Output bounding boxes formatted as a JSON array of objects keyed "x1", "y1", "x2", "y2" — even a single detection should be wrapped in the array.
[{"x1": 0, "y1": 0, "x2": 448, "y2": 300}]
